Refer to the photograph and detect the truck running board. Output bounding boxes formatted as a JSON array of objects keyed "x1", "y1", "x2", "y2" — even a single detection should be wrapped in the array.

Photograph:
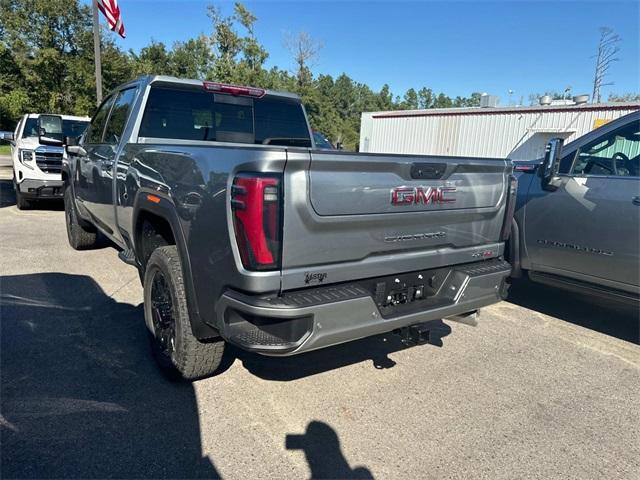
[{"x1": 117, "y1": 248, "x2": 138, "y2": 267}]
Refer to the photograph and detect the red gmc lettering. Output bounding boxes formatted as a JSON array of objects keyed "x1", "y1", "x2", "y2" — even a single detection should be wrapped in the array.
[
  {"x1": 391, "y1": 186, "x2": 457, "y2": 205},
  {"x1": 390, "y1": 187, "x2": 415, "y2": 205}
]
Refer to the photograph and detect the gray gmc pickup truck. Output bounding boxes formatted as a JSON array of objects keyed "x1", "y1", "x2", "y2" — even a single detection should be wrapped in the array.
[
  {"x1": 62, "y1": 75, "x2": 515, "y2": 380},
  {"x1": 510, "y1": 111, "x2": 639, "y2": 304}
]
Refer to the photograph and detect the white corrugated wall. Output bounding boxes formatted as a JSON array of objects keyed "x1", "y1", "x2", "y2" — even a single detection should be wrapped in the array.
[{"x1": 359, "y1": 105, "x2": 640, "y2": 160}]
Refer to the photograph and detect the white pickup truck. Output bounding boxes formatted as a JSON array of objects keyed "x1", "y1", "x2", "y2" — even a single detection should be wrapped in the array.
[{"x1": 2, "y1": 113, "x2": 89, "y2": 209}]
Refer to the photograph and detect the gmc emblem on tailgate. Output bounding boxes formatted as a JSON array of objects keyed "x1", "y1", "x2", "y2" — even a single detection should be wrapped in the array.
[{"x1": 391, "y1": 186, "x2": 456, "y2": 205}]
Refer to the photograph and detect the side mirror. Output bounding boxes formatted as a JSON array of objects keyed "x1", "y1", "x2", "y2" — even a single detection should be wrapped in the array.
[
  {"x1": 65, "y1": 135, "x2": 79, "y2": 147},
  {"x1": 541, "y1": 137, "x2": 564, "y2": 191},
  {"x1": 65, "y1": 135, "x2": 86, "y2": 156},
  {"x1": 38, "y1": 114, "x2": 64, "y2": 146},
  {"x1": 0, "y1": 131, "x2": 14, "y2": 142}
]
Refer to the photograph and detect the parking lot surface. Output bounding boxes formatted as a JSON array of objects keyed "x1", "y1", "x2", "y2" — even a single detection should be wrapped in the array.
[{"x1": 1, "y1": 167, "x2": 639, "y2": 479}]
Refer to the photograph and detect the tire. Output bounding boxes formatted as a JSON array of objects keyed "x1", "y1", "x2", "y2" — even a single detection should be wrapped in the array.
[
  {"x1": 64, "y1": 186, "x2": 98, "y2": 250},
  {"x1": 144, "y1": 245, "x2": 225, "y2": 381},
  {"x1": 14, "y1": 178, "x2": 30, "y2": 210}
]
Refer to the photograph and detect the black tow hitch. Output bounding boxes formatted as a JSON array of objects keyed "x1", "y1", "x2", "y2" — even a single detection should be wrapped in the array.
[{"x1": 394, "y1": 323, "x2": 431, "y2": 346}]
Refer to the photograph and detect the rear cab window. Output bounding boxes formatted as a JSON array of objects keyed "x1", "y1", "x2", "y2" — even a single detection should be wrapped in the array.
[{"x1": 138, "y1": 85, "x2": 311, "y2": 148}]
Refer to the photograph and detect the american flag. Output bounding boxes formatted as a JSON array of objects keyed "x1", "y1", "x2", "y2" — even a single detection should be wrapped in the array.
[{"x1": 96, "y1": 0, "x2": 126, "y2": 38}]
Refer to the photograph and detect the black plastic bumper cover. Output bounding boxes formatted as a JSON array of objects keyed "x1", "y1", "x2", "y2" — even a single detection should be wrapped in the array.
[{"x1": 216, "y1": 259, "x2": 511, "y2": 355}]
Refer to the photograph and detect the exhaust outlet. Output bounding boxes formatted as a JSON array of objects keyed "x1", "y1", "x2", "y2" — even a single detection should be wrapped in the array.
[{"x1": 445, "y1": 310, "x2": 479, "y2": 327}]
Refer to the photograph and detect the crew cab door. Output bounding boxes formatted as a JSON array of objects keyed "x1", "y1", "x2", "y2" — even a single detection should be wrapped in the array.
[
  {"x1": 74, "y1": 88, "x2": 137, "y2": 237},
  {"x1": 523, "y1": 116, "x2": 640, "y2": 291}
]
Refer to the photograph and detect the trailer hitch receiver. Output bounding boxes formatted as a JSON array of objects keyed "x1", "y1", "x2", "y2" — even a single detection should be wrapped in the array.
[{"x1": 395, "y1": 323, "x2": 431, "y2": 346}]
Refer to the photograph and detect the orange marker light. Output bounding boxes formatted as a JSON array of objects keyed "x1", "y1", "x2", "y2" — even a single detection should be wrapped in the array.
[{"x1": 146, "y1": 194, "x2": 161, "y2": 204}]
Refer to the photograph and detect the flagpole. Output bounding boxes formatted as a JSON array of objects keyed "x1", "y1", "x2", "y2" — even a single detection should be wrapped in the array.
[{"x1": 92, "y1": 0, "x2": 103, "y2": 105}]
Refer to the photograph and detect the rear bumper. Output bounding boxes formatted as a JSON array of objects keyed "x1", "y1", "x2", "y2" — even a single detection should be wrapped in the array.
[
  {"x1": 216, "y1": 259, "x2": 511, "y2": 355},
  {"x1": 17, "y1": 179, "x2": 64, "y2": 199}
]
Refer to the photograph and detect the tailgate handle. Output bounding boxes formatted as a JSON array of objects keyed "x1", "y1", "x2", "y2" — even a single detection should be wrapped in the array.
[{"x1": 410, "y1": 163, "x2": 447, "y2": 180}]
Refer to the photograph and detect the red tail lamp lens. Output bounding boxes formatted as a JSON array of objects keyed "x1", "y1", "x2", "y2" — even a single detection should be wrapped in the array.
[{"x1": 231, "y1": 175, "x2": 281, "y2": 270}]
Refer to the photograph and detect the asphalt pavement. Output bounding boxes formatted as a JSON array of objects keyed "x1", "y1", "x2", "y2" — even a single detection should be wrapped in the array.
[{"x1": 1, "y1": 170, "x2": 638, "y2": 479}]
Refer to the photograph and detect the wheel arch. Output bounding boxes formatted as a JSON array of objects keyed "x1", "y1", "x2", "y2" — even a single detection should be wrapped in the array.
[{"x1": 132, "y1": 193, "x2": 220, "y2": 340}]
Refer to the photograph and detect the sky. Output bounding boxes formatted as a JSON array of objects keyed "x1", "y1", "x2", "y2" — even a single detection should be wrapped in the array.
[{"x1": 94, "y1": 0, "x2": 639, "y2": 102}]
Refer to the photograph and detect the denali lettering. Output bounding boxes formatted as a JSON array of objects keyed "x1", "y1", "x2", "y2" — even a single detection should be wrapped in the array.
[
  {"x1": 391, "y1": 186, "x2": 456, "y2": 205},
  {"x1": 471, "y1": 250, "x2": 495, "y2": 258},
  {"x1": 537, "y1": 239, "x2": 613, "y2": 256},
  {"x1": 384, "y1": 231, "x2": 446, "y2": 242}
]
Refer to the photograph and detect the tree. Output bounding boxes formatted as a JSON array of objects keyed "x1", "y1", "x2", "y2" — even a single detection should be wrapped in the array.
[
  {"x1": 131, "y1": 41, "x2": 172, "y2": 75},
  {"x1": 401, "y1": 88, "x2": 419, "y2": 110},
  {"x1": 283, "y1": 31, "x2": 322, "y2": 87},
  {"x1": 0, "y1": 0, "x2": 133, "y2": 124},
  {"x1": 417, "y1": 87, "x2": 434, "y2": 109},
  {"x1": 591, "y1": 27, "x2": 621, "y2": 103},
  {"x1": 206, "y1": 2, "x2": 269, "y2": 85},
  {"x1": 171, "y1": 36, "x2": 215, "y2": 79},
  {"x1": 433, "y1": 93, "x2": 453, "y2": 108},
  {"x1": 607, "y1": 92, "x2": 640, "y2": 102},
  {"x1": 377, "y1": 84, "x2": 396, "y2": 110}
]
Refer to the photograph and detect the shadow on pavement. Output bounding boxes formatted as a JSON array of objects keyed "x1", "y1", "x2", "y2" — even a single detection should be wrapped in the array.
[
  {"x1": 286, "y1": 421, "x2": 373, "y2": 479},
  {"x1": 0, "y1": 273, "x2": 220, "y2": 478},
  {"x1": 0, "y1": 178, "x2": 15, "y2": 207},
  {"x1": 231, "y1": 319, "x2": 452, "y2": 382},
  {"x1": 508, "y1": 277, "x2": 639, "y2": 344}
]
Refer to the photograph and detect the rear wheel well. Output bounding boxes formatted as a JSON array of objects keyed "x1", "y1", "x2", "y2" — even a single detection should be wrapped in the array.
[{"x1": 135, "y1": 210, "x2": 176, "y2": 271}]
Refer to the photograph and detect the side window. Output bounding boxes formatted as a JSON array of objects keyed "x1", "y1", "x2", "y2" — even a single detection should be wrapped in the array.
[
  {"x1": 570, "y1": 119, "x2": 640, "y2": 177},
  {"x1": 86, "y1": 95, "x2": 115, "y2": 144},
  {"x1": 22, "y1": 118, "x2": 38, "y2": 138},
  {"x1": 103, "y1": 88, "x2": 137, "y2": 145}
]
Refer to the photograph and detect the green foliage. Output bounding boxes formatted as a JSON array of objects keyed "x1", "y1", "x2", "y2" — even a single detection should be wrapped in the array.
[
  {"x1": 608, "y1": 92, "x2": 640, "y2": 102},
  {"x1": 0, "y1": 0, "x2": 494, "y2": 148}
]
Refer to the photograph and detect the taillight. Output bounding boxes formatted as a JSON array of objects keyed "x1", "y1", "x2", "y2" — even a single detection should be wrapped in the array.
[
  {"x1": 500, "y1": 174, "x2": 518, "y2": 241},
  {"x1": 513, "y1": 163, "x2": 537, "y2": 173},
  {"x1": 203, "y1": 81, "x2": 266, "y2": 98},
  {"x1": 231, "y1": 174, "x2": 282, "y2": 271}
]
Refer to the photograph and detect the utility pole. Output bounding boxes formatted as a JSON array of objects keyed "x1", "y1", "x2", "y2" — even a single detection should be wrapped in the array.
[{"x1": 93, "y1": 0, "x2": 103, "y2": 105}]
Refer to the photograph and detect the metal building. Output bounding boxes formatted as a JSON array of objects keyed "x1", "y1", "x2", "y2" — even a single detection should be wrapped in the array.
[{"x1": 359, "y1": 102, "x2": 640, "y2": 160}]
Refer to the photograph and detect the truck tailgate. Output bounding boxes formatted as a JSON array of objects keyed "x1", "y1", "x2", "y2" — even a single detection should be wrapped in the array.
[{"x1": 281, "y1": 150, "x2": 510, "y2": 290}]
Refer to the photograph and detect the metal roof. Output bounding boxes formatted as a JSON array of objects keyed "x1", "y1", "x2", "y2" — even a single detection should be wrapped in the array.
[{"x1": 370, "y1": 102, "x2": 640, "y2": 119}]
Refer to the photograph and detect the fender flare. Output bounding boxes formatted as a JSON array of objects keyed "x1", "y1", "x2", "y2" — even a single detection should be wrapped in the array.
[
  {"x1": 508, "y1": 218, "x2": 523, "y2": 278},
  {"x1": 61, "y1": 161, "x2": 72, "y2": 187},
  {"x1": 132, "y1": 191, "x2": 220, "y2": 340}
]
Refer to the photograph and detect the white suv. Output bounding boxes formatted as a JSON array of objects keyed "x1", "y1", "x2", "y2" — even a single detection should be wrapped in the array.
[{"x1": 5, "y1": 113, "x2": 89, "y2": 209}]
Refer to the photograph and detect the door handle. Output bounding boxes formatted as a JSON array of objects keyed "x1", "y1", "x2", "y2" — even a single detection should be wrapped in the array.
[{"x1": 632, "y1": 196, "x2": 640, "y2": 206}]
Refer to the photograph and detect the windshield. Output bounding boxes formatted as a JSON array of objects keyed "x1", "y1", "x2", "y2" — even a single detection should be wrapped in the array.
[
  {"x1": 313, "y1": 131, "x2": 334, "y2": 149},
  {"x1": 22, "y1": 118, "x2": 89, "y2": 139}
]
